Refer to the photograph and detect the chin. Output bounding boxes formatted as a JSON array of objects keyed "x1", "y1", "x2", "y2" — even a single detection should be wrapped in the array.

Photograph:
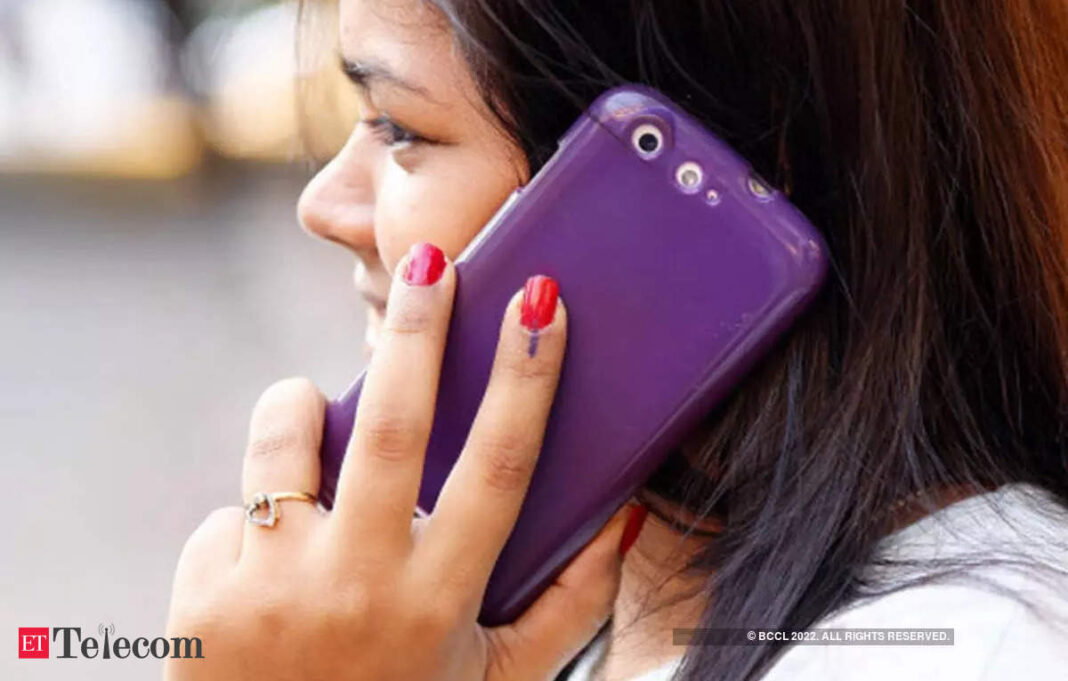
[{"x1": 363, "y1": 307, "x2": 383, "y2": 361}]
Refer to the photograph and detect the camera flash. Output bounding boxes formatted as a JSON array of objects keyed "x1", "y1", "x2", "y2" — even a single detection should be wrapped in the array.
[{"x1": 676, "y1": 162, "x2": 703, "y2": 191}]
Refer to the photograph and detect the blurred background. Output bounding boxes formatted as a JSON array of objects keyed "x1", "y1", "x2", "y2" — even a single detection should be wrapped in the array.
[{"x1": 2, "y1": 1, "x2": 368, "y2": 678}]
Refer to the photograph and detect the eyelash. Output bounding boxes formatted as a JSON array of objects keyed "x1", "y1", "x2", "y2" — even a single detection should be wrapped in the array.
[{"x1": 363, "y1": 115, "x2": 427, "y2": 147}]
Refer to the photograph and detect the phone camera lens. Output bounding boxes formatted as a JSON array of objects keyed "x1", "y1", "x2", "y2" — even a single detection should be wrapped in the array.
[
  {"x1": 675, "y1": 161, "x2": 704, "y2": 192},
  {"x1": 747, "y1": 173, "x2": 774, "y2": 200},
  {"x1": 631, "y1": 124, "x2": 663, "y2": 158}
]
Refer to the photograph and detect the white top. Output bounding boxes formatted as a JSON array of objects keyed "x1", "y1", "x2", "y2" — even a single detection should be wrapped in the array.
[{"x1": 565, "y1": 483, "x2": 1068, "y2": 681}]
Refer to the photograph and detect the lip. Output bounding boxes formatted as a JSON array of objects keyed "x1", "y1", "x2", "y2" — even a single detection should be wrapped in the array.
[
  {"x1": 353, "y1": 266, "x2": 389, "y2": 314},
  {"x1": 358, "y1": 287, "x2": 388, "y2": 315}
]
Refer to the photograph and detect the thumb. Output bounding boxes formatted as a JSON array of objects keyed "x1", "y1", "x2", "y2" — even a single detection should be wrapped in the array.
[{"x1": 484, "y1": 502, "x2": 649, "y2": 681}]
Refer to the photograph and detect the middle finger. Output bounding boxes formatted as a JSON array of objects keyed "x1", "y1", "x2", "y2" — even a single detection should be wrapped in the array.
[{"x1": 419, "y1": 275, "x2": 566, "y2": 592}]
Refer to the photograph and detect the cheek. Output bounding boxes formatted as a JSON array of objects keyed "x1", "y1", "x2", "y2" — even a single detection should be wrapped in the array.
[{"x1": 373, "y1": 158, "x2": 521, "y2": 274}]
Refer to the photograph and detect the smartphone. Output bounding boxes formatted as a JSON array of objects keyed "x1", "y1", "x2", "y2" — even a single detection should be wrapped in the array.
[{"x1": 317, "y1": 84, "x2": 828, "y2": 626}]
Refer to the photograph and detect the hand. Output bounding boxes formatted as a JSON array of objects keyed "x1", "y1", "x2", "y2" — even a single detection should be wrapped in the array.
[{"x1": 164, "y1": 242, "x2": 647, "y2": 681}]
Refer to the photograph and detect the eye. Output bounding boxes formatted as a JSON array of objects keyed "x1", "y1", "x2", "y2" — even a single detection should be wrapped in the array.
[{"x1": 363, "y1": 115, "x2": 426, "y2": 147}]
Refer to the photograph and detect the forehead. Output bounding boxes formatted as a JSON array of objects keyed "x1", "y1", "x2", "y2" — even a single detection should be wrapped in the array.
[{"x1": 338, "y1": 0, "x2": 460, "y2": 93}]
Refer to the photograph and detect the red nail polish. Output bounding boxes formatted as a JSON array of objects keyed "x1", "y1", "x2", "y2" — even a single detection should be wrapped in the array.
[
  {"x1": 618, "y1": 503, "x2": 648, "y2": 557},
  {"x1": 403, "y1": 242, "x2": 446, "y2": 286},
  {"x1": 520, "y1": 275, "x2": 559, "y2": 331}
]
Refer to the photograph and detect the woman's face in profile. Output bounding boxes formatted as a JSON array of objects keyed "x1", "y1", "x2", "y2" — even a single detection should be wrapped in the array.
[{"x1": 298, "y1": 0, "x2": 528, "y2": 360}]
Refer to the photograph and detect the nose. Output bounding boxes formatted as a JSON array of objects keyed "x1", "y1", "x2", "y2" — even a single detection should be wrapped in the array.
[{"x1": 297, "y1": 134, "x2": 377, "y2": 254}]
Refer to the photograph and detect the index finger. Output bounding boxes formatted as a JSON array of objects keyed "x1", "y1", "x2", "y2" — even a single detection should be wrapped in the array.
[{"x1": 331, "y1": 242, "x2": 456, "y2": 557}]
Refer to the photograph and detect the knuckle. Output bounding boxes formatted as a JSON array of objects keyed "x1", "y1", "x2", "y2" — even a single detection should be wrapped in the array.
[
  {"x1": 476, "y1": 432, "x2": 537, "y2": 492},
  {"x1": 500, "y1": 348, "x2": 559, "y2": 383},
  {"x1": 310, "y1": 566, "x2": 397, "y2": 639},
  {"x1": 172, "y1": 512, "x2": 229, "y2": 590},
  {"x1": 247, "y1": 591, "x2": 295, "y2": 636},
  {"x1": 418, "y1": 561, "x2": 478, "y2": 604},
  {"x1": 243, "y1": 571, "x2": 325, "y2": 631},
  {"x1": 180, "y1": 507, "x2": 238, "y2": 562},
  {"x1": 248, "y1": 378, "x2": 324, "y2": 457},
  {"x1": 406, "y1": 594, "x2": 464, "y2": 637},
  {"x1": 167, "y1": 596, "x2": 213, "y2": 636},
  {"x1": 317, "y1": 581, "x2": 378, "y2": 632},
  {"x1": 359, "y1": 411, "x2": 425, "y2": 461},
  {"x1": 169, "y1": 578, "x2": 232, "y2": 635},
  {"x1": 246, "y1": 428, "x2": 302, "y2": 461},
  {"x1": 337, "y1": 583, "x2": 377, "y2": 619},
  {"x1": 383, "y1": 305, "x2": 435, "y2": 336}
]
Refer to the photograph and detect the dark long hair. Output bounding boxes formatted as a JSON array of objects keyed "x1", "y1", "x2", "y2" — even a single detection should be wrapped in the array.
[{"x1": 302, "y1": 2, "x2": 1068, "y2": 679}]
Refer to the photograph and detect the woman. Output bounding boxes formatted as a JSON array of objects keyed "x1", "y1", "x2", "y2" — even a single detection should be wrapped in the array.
[{"x1": 164, "y1": 1, "x2": 1068, "y2": 680}]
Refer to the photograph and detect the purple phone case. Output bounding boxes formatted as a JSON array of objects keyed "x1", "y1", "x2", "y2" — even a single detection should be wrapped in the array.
[{"x1": 318, "y1": 84, "x2": 827, "y2": 625}]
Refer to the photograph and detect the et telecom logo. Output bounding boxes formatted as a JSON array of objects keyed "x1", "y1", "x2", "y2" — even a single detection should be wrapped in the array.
[
  {"x1": 18, "y1": 628, "x2": 48, "y2": 658},
  {"x1": 19, "y1": 623, "x2": 203, "y2": 660}
]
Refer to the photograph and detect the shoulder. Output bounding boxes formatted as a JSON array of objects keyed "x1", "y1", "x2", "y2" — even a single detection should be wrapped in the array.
[
  {"x1": 564, "y1": 628, "x2": 683, "y2": 681},
  {"x1": 763, "y1": 581, "x2": 1068, "y2": 680},
  {"x1": 764, "y1": 483, "x2": 1068, "y2": 681}
]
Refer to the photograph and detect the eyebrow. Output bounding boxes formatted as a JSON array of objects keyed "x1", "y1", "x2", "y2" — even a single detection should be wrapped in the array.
[{"x1": 339, "y1": 56, "x2": 433, "y2": 100}]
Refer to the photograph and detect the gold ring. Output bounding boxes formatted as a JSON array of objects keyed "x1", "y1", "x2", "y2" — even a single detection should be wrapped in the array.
[{"x1": 244, "y1": 491, "x2": 318, "y2": 528}]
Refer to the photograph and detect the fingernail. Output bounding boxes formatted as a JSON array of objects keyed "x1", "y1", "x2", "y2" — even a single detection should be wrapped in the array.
[
  {"x1": 618, "y1": 503, "x2": 648, "y2": 557},
  {"x1": 520, "y1": 275, "x2": 559, "y2": 331},
  {"x1": 402, "y1": 242, "x2": 446, "y2": 286}
]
